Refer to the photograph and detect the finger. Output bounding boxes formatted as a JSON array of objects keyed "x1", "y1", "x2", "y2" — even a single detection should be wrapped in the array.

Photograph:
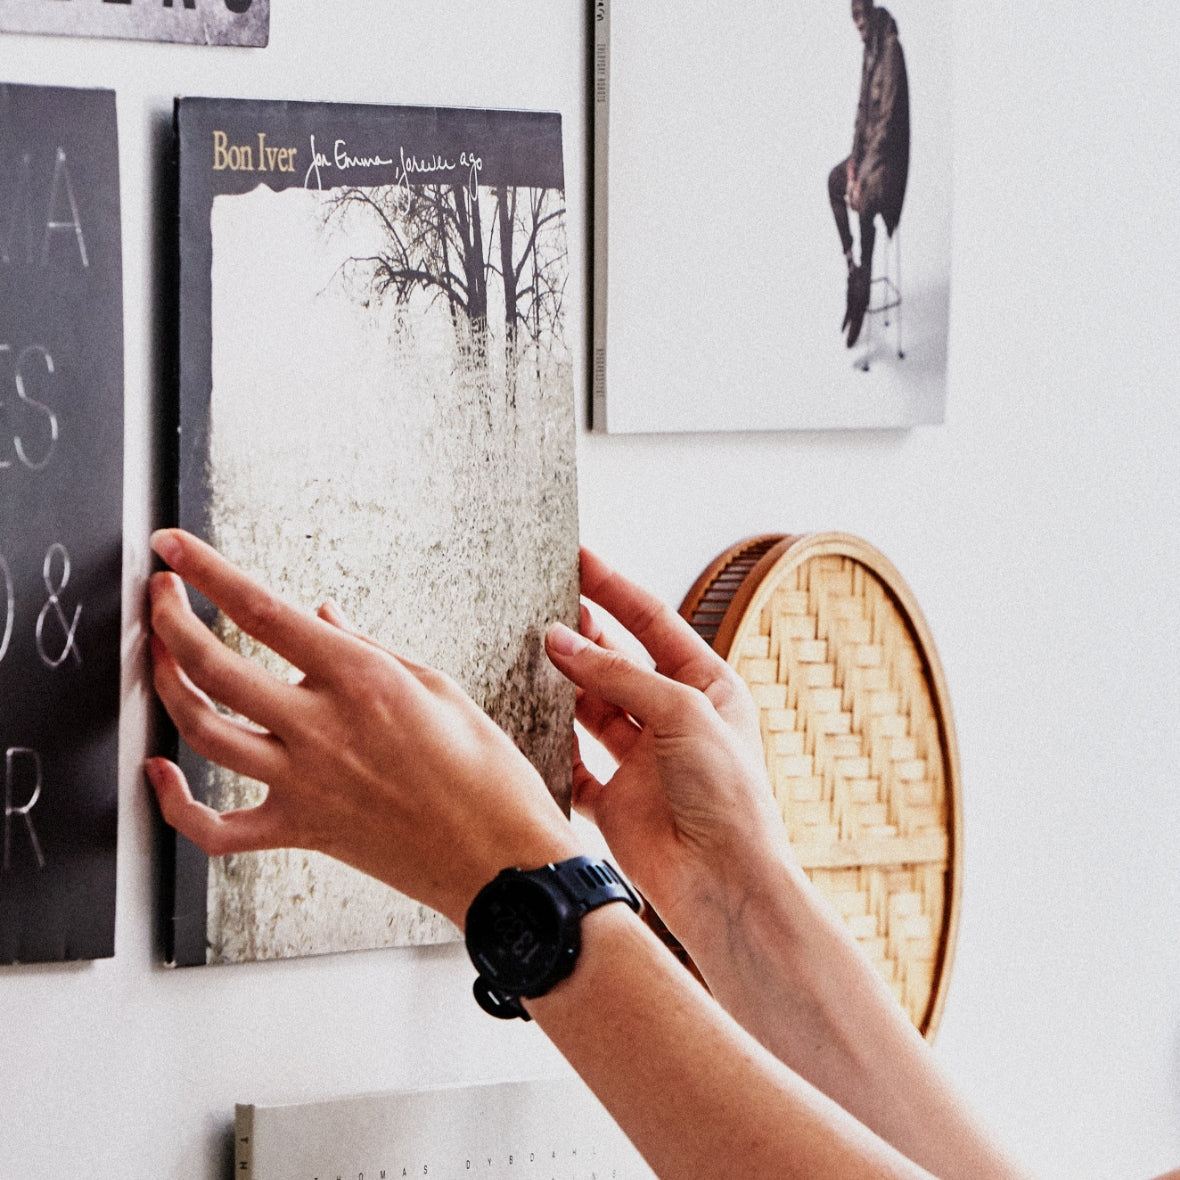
[
  {"x1": 317, "y1": 598, "x2": 352, "y2": 630},
  {"x1": 574, "y1": 685, "x2": 641, "y2": 762},
  {"x1": 578, "y1": 548, "x2": 726, "y2": 692},
  {"x1": 145, "y1": 757, "x2": 282, "y2": 858},
  {"x1": 569, "y1": 731, "x2": 607, "y2": 821},
  {"x1": 151, "y1": 571, "x2": 298, "y2": 736},
  {"x1": 317, "y1": 596, "x2": 439, "y2": 683},
  {"x1": 152, "y1": 634, "x2": 287, "y2": 783},
  {"x1": 577, "y1": 601, "x2": 616, "y2": 652},
  {"x1": 546, "y1": 621, "x2": 699, "y2": 732},
  {"x1": 572, "y1": 602, "x2": 643, "y2": 759},
  {"x1": 151, "y1": 529, "x2": 344, "y2": 684}
]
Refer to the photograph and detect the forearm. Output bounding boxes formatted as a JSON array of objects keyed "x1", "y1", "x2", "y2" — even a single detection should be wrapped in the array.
[
  {"x1": 666, "y1": 853, "x2": 1031, "y2": 1180},
  {"x1": 525, "y1": 903, "x2": 936, "y2": 1180}
]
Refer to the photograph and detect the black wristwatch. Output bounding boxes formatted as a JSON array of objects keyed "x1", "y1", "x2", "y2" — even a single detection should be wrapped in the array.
[{"x1": 465, "y1": 855, "x2": 642, "y2": 1020}]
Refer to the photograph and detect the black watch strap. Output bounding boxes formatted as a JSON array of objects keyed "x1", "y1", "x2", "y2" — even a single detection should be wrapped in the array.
[
  {"x1": 542, "y1": 855, "x2": 641, "y2": 916},
  {"x1": 470, "y1": 855, "x2": 641, "y2": 1021}
]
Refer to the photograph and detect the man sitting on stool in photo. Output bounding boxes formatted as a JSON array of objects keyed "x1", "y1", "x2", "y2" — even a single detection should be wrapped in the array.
[{"x1": 828, "y1": 0, "x2": 910, "y2": 349}]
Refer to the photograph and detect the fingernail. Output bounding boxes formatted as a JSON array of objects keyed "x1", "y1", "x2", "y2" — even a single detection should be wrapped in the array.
[
  {"x1": 151, "y1": 529, "x2": 181, "y2": 566},
  {"x1": 320, "y1": 598, "x2": 349, "y2": 626},
  {"x1": 546, "y1": 621, "x2": 588, "y2": 657},
  {"x1": 148, "y1": 571, "x2": 181, "y2": 604},
  {"x1": 144, "y1": 758, "x2": 165, "y2": 788}
]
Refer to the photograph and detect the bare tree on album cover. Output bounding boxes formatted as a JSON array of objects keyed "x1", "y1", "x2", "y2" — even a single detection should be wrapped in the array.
[{"x1": 324, "y1": 179, "x2": 567, "y2": 376}]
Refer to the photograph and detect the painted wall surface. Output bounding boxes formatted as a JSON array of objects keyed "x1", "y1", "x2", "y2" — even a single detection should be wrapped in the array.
[{"x1": 0, "y1": 3, "x2": 1177, "y2": 1178}]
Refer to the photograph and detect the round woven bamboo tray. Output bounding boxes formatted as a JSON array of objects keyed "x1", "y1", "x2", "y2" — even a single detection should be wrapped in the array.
[{"x1": 676, "y1": 533, "x2": 962, "y2": 1039}]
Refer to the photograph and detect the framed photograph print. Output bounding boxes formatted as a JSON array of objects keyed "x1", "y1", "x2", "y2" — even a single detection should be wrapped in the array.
[{"x1": 593, "y1": 0, "x2": 951, "y2": 432}]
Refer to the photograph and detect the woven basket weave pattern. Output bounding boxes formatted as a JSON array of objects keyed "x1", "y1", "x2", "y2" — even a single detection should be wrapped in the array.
[{"x1": 683, "y1": 537, "x2": 959, "y2": 1036}]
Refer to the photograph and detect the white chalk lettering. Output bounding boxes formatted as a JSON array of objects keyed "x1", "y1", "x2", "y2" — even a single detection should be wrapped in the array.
[
  {"x1": 35, "y1": 542, "x2": 82, "y2": 670},
  {"x1": 41, "y1": 148, "x2": 89, "y2": 268},
  {"x1": 0, "y1": 343, "x2": 60, "y2": 472},
  {"x1": 0, "y1": 553, "x2": 12, "y2": 664},
  {"x1": 4, "y1": 747, "x2": 45, "y2": 871},
  {"x1": 1, "y1": 345, "x2": 59, "y2": 471},
  {"x1": 0, "y1": 151, "x2": 33, "y2": 267},
  {"x1": 1, "y1": 146, "x2": 90, "y2": 270}
]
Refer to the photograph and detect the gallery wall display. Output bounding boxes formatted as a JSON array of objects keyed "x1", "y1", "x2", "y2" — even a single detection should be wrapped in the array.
[
  {"x1": 0, "y1": 83, "x2": 124, "y2": 964},
  {"x1": 0, "y1": 0, "x2": 268, "y2": 46},
  {"x1": 676, "y1": 533, "x2": 961, "y2": 1037},
  {"x1": 170, "y1": 97, "x2": 579, "y2": 966},
  {"x1": 593, "y1": 0, "x2": 952, "y2": 432}
]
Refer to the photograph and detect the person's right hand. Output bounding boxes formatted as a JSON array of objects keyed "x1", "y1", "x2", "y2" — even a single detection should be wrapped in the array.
[
  {"x1": 147, "y1": 528, "x2": 582, "y2": 930},
  {"x1": 544, "y1": 548, "x2": 795, "y2": 946}
]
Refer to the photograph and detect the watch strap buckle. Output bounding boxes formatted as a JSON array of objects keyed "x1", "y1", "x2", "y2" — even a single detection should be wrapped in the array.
[{"x1": 472, "y1": 976, "x2": 532, "y2": 1021}]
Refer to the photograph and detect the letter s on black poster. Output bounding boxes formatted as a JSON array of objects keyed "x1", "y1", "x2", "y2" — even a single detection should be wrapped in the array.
[{"x1": 0, "y1": 85, "x2": 123, "y2": 963}]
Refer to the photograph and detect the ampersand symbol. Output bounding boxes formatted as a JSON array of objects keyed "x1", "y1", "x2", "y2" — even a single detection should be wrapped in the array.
[{"x1": 35, "y1": 542, "x2": 82, "y2": 669}]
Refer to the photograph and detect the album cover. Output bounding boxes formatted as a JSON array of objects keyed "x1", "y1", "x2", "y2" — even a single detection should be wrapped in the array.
[
  {"x1": 0, "y1": 84, "x2": 123, "y2": 963},
  {"x1": 171, "y1": 98, "x2": 578, "y2": 965}
]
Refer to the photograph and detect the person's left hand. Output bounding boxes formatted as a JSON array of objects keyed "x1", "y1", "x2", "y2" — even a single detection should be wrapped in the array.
[
  {"x1": 146, "y1": 528, "x2": 581, "y2": 928},
  {"x1": 543, "y1": 549, "x2": 793, "y2": 948}
]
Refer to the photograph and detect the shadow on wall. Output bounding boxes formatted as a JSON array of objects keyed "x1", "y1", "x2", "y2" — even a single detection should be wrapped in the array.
[
  {"x1": 216, "y1": 1120, "x2": 234, "y2": 1180},
  {"x1": 1173, "y1": 1026, "x2": 1180, "y2": 1143}
]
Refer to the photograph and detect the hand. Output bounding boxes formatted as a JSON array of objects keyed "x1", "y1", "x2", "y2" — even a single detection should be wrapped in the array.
[
  {"x1": 543, "y1": 549, "x2": 793, "y2": 944},
  {"x1": 146, "y1": 528, "x2": 580, "y2": 928}
]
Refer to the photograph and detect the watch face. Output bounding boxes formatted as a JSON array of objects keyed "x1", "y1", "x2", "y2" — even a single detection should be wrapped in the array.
[{"x1": 466, "y1": 874, "x2": 574, "y2": 996}]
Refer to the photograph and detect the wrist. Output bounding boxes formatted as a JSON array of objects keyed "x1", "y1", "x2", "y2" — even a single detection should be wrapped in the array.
[
  {"x1": 659, "y1": 842, "x2": 894, "y2": 1045},
  {"x1": 667, "y1": 846, "x2": 915, "y2": 1085},
  {"x1": 447, "y1": 764, "x2": 585, "y2": 927},
  {"x1": 655, "y1": 830, "x2": 801, "y2": 961},
  {"x1": 521, "y1": 899, "x2": 649, "y2": 1021},
  {"x1": 450, "y1": 833, "x2": 583, "y2": 930},
  {"x1": 465, "y1": 854, "x2": 642, "y2": 1020}
]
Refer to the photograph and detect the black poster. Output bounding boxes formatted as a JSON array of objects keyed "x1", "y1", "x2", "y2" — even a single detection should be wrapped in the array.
[{"x1": 0, "y1": 85, "x2": 123, "y2": 963}]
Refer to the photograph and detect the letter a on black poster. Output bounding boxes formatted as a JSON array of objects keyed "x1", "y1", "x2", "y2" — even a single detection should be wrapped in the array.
[{"x1": 0, "y1": 85, "x2": 123, "y2": 963}]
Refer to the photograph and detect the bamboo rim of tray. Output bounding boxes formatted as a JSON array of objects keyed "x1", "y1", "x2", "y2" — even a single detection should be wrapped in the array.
[{"x1": 675, "y1": 533, "x2": 963, "y2": 1040}]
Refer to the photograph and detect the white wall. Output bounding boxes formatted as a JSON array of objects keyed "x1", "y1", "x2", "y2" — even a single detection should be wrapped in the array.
[{"x1": 1, "y1": 2, "x2": 1177, "y2": 1178}]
